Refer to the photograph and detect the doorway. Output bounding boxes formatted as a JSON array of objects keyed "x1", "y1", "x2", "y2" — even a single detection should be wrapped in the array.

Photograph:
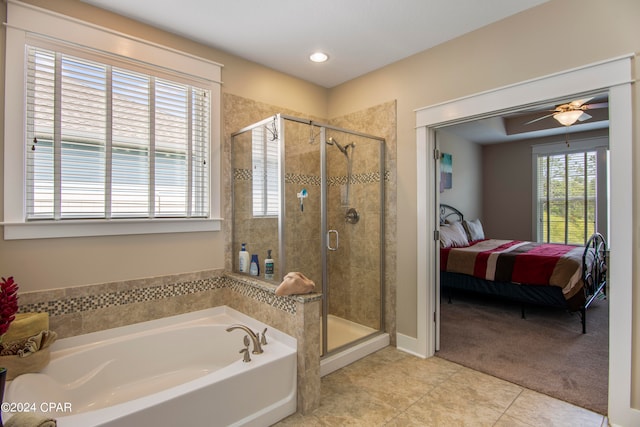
[
  {"x1": 414, "y1": 55, "x2": 634, "y2": 424},
  {"x1": 433, "y1": 116, "x2": 610, "y2": 413}
]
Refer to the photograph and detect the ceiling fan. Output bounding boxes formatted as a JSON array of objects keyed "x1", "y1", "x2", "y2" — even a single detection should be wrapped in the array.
[{"x1": 526, "y1": 98, "x2": 609, "y2": 127}]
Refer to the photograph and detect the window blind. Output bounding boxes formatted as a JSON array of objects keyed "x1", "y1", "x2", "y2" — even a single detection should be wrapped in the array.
[
  {"x1": 252, "y1": 125, "x2": 279, "y2": 217},
  {"x1": 536, "y1": 150, "x2": 597, "y2": 245},
  {"x1": 25, "y1": 46, "x2": 210, "y2": 220}
]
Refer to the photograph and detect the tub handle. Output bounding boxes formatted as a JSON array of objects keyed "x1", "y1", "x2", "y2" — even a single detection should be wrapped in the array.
[
  {"x1": 240, "y1": 336, "x2": 251, "y2": 362},
  {"x1": 260, "y1": 328, "x2": 268, "y2": 346}
]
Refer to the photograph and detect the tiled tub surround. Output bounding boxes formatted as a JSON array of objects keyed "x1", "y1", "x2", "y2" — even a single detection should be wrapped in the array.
[{"x1": 17, "y1": 270, "x2": 322, "y2": 414}]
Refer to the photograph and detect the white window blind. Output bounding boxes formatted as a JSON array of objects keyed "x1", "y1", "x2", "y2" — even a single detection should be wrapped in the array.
[
  {"x1": 251, "y1": 124, "x2": 279, "y2": 217},
  {"x1": 25, "y1": 46, "x2": 210, "y2": 220},
  {"x1": 535, "y1": 150, "x2": 597, "y2": 245}
]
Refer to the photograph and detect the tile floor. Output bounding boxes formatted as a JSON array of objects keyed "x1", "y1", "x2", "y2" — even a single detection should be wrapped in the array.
[{"x1": 276, "y1": 347, "x2": 607, "y2": 427}]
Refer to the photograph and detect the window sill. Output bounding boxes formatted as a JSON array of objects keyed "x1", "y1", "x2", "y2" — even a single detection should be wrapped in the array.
[{"x1": 2, "y1": 218, "x2": 223, "y2": 240}]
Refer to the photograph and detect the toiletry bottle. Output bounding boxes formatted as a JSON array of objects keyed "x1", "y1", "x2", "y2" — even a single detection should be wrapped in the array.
[
  {"x1": 264, "y1": 250, "x2": 274, "y2": 280},
  {"x1": 239, "y1": 243, "x2": 250, "y2": 273},
  {"x1": 250, "y1": 254, "x2": 259, "y2": 276}
]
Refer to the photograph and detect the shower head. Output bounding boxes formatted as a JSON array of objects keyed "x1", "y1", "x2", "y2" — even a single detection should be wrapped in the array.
[{"x1": 326, "y1": 137, "x2": 351, "y2": 156}]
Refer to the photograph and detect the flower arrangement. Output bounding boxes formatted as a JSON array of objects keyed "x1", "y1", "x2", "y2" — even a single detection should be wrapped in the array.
[{"x1": 0, "y1": 277, "x2": 19, "y2": 342}]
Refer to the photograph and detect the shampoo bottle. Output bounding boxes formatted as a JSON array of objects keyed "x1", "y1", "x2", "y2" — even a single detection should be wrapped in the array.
[
  {"x1": 264, "y1": 250, "x2": 274, "y2": 280},
  {"x1": 250, "y1": 254, "x2": 259, "y2": 276},
  {"x1": 239, "y1": 243, "x2": 250, "y2": 273}
]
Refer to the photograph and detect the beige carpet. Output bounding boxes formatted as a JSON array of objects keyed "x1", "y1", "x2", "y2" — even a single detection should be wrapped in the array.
[{"x1": 437, "y1": 290, "x2": 608, "y2": 415}]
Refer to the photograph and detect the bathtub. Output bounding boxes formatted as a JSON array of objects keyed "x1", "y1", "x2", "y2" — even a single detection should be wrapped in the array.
[{"x1": 4, "y1": 306, "x2": 297, "y2": 427}]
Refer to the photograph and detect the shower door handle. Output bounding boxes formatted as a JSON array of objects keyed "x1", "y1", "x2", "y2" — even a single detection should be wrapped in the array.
[{"x1": 327, "y1": 229, "x2": 339, "y2": 251}]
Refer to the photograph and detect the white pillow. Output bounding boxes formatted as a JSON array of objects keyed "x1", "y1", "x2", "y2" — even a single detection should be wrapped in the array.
[
  {"x1": 463, "y1": 218, "x2": 485, "y2": 241},
  {"x1": 440, "y1": 222, "x2": 469, "y2": 248}
]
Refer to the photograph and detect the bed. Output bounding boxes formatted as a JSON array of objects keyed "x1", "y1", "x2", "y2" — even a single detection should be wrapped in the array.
[{"x1": 439, "y1": 204, "x2": 608, "y2": 333}]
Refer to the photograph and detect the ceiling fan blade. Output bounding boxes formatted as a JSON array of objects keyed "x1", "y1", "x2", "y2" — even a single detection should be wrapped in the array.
[
  {"x1": 525, "y1": 113, "x2": 554, "y2": 125},
  {"x1": 577, "y1": 112, "x2": 592, "y2": 122},
  {"x1": 583, "y1": 102, "x2": 608, "y2": 110},
  {"x1": 569, "y1": 97, "x2": 593, "y2": 108}
]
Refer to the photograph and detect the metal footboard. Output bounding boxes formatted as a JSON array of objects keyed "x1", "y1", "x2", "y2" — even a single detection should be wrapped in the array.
[{"x1": 580, "y1": 232, "x2": 608, "y2": 333}]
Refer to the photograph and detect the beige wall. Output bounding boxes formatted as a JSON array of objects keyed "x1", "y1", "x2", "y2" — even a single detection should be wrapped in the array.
[
  {"x1": 482, "y1": 139, "x2": 533, "y2": 241},
  {"x1": 328, "y1": 0, "x2": 640, "y2": 338},
  {"x1": 436, "y1": 130, "x2": 482, "y2": 221},
  {"x1": 482, "y1": 128, "x2": 609, "y2": 241},
  {"x1": 0, "y1": 0, "x2": 328, "y2": 292}
]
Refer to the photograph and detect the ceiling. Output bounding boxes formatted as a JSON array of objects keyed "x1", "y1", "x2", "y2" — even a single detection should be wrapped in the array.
[
  {"x1": 441, "y1": 94, "x2": 610, "y2": 144},
  {"x1": 81, "y1": 0, "x2": 549, "y2": 88},
  {"x1": 80, "y1": 0, "x2": 608, "y2": 142}
]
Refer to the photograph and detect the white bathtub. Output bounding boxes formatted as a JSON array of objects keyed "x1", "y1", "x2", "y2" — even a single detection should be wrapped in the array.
[{"x1": 5, "y1": 306, "x2": 297, "y2": 427}]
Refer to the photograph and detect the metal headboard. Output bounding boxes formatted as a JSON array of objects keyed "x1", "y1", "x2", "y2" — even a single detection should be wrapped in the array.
[{"x1": 440, "y1": 204, "x2": 464, "y2": 224}]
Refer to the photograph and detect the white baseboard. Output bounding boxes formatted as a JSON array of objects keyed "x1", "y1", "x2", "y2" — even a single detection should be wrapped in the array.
[{"x1": 395, "y1": 333, "x2": 428, "y2": 359}]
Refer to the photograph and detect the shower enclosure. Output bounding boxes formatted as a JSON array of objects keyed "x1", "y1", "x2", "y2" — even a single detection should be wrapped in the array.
[{"x1": 231, "y1": 114, "x2": 386, "y2": 360}]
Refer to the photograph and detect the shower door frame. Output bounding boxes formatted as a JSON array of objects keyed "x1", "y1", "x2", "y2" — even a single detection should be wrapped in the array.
[
  {"x1": 279, "y1": 114, "x2": 386, "y2": 356},
  {"x1": 316, "y1": 119, "x2": 386, "y2": 357}
]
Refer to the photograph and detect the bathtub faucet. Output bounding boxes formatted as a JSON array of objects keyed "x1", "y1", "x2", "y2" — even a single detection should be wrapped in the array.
[{"x1": 226, "y1": 324, "x2": 264, "y2": 354}]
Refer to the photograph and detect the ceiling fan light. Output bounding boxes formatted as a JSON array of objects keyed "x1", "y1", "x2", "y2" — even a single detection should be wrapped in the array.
[{"x1": 554, "y1": 110, "x2": 584, "y2": 126}]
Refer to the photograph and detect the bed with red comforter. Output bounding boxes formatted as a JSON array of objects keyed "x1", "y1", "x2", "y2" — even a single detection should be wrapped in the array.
[{"x1": 439, "y1": 204, "x2": 608, "y2": 333}]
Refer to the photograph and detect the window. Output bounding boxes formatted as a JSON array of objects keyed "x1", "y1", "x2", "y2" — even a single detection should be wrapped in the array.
[
  {"x1": 251, "y1": 123, "x2": 280, "y2": 217},
  {"x1": 533, "y1": 139, "x2": 608, "y2": 245},
  {"x1": 4, "y1": 2, "x2": 222, "y2": 239},
  {"x1": 26, "y1": 47, "x2": 209, "y2": 220}
]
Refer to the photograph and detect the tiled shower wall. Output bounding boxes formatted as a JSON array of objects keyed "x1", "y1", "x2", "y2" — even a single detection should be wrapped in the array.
[
  {"x1": 224, "y1": 94, "x2": 326, "y2": 281},
  {"x1": 282, "y1": 120, "x2": 322, "y2": 287},
  {"x1": 232, "y1": 128, "x2": 281, "y2": 281},
  {"x1": 226, "y1": 94, "x2": 397, "y2": 343},
  {"x1": 324, "y1": 129, "x2": 384, "y2": 330},
  {"x1": 330, "y1": 103, "x2": 397, "y2": 343}
]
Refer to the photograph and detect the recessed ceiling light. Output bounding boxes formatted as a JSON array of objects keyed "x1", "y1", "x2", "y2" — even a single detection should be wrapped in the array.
[{"x1": 309, "y1": 52, "x2": 329, "y2": 63}]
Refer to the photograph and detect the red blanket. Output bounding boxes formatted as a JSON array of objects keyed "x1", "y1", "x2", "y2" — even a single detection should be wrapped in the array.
[{"x1": 441, "y1": 239, "x2": 585, "y2": 299}]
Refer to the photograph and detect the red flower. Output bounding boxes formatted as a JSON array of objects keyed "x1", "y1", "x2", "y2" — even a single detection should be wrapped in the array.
[{"x1": 0, "y1": 276, "x2": 19, "y2": 338}]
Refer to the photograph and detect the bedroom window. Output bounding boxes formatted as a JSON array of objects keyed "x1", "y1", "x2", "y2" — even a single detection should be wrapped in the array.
[
  {"x1": 533, "y1": 139, "x2": 608, "y2": 245},
  {"x1": 26, "y1": 46, "x2": 209, "y2": 220},
  {"x1": 251, "y1": 123, "x2": 279, "y2": 217}
]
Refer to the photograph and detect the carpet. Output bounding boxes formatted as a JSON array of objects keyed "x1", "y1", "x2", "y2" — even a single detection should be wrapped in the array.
[{"x1": 436, "y1": 290, "x2": 609, "y2": 415}]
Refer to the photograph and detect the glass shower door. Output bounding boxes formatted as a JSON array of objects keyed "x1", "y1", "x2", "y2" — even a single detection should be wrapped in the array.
[{"x1": 322, "y1": 128, "x2": 384, "y2": 355}]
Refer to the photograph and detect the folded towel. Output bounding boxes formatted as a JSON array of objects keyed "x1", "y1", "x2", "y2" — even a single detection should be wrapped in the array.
[
  {"x1": 3, "y1": 312, "x2": 49, "y2": 343},
  {"x1": 0, "y1": 347, "x2": 51, "y2": 380},
  {"x1": 275, "y1": 272, "x2": 315, "y2": 296},
  {"x1": 0, "y1": 330, "x2": 57, "y2": 380},
  {"x1": 1, "y1": 330, "x2": 58, "y2": 357},
  {"x1": 5, "y1": 413, "x2": 57, "y2": 427}
]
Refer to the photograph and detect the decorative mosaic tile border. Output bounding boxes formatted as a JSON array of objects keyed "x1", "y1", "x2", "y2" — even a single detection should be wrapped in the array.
[
  {"x1": 18, "y1": 277, "x2": 226, "y2": 317},
  {"x1": 223, "y1": 273, "x2": 320, "y2": 309},
  {"x1": 234, "y1": 168, "x2": 252, "y2": 181},
  {"x1": 19, "y1": 275, "x2": 300, "y2": 317},
  {"x1": 226, "y1": 278, "x2": 297, "y2": 313},
  {"x1": 285, "y1": 173, "x2": 321, "y2": 186},
  {"x1": 328, "y1": 171, "x2": 382, "y2": 186},
  {"x1": 235, "y1": 169, "x2": 388, "y2": 186}
]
